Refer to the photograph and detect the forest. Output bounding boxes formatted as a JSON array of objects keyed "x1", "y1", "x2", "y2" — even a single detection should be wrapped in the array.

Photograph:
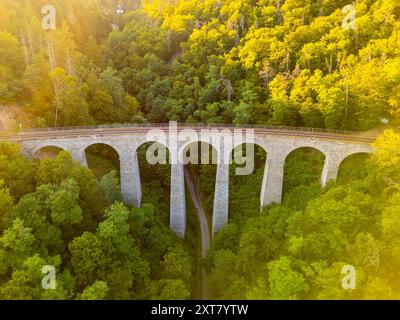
[{"x1": 0, "y1": 0, "x2": 399, "y2": 299}]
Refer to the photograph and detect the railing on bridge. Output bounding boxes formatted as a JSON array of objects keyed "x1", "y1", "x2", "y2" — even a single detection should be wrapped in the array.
[
  {"x1": 21, "y1": 123, "x2": 374, "y2": 135},
  {"x1": 0, "y1": 123, "x2": 378, "y2": 142}
]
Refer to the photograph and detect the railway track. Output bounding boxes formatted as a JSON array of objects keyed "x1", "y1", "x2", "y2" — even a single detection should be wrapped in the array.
[{"x1": 0, "y1": 125, "x2": 377, "y2": 143}]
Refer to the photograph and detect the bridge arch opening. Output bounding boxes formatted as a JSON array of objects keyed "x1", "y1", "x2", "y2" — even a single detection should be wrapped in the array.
[
  {"x1": 179, "y1": 138, "x2": 219, "y2": 165},
  {"x1": 181, "y1": 141, "x2": 218, "y2": 297},
  {"x1": 182, "y1": 141, "x2": 218, "y2": 217},
  {"x1": 35, "y1": 146, "x2": 66, "y2": 159},
  {"x1": 337, "y1": 152, "x2": 371, "y2": 184},
  {"x1": 229, "y1": 143, "x2": 267, "y2": 223},
  {"x1": 282, "y1": 147, "x2": 326, "y2": 206},
  {"x1": 84, "y1": 143, "x2": 120, "y2": 180},
  {"x1": 137, "y1": 141, "x2": 171, "y2": 225}
]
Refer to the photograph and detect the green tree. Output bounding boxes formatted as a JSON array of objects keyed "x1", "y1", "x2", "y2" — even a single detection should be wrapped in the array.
[
  {"x1": 78, "y1": 281, "x2": 109, "y2": 300},
  {"x1": 267, "y1": 257, "x2": 308, "y2": 300}
]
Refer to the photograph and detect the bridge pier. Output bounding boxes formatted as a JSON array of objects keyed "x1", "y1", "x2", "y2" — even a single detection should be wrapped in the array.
[
  {"x1": 70, "y1": 148, "x2": 88, "y2": 167},
  {"x1": 212, "y1": 162, "x2": 229, "y2": 236},
  {"x1": 260, "y1": 151, "x2": 286, "y2": 208},
  {"x1": 120, "y1": 150, "x2": 142, "y2": 207},
  {"x1": 170, "y1": 162, "x2": 186, "y2": 238},
  {"x1": 321, "y1": 153, "x2": 342, "y2": 187}
]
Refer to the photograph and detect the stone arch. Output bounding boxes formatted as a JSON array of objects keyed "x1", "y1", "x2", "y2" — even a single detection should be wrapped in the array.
[
  {"x1": 83, "y1": 141, "x2": 122, "y2": 156},
  {"x1": 229, "y1": 142, "x2": 268, "y2": 220},
  {"x1": 338, "y1": 151, "x2": 372, "y2": 168},
  {"x1": 136, "y1": 140, "x2": 171, "y2": 214},
  {"x1": 231, "y1": 137, "x2": 269, "y2": 155},
  {"x1": 179, "y1": 137, "x2": 220, "y2": 165},
  {"x1": 180, "y1": 140, "x2": 219, "y2": 166},
  {"x1": 229, "y1": 141, "x2": 268, "y2": 169},
  {"x1": 283, "y1": 145, "x2": 327, "y2": 163},
  {"x1": 283, "y1": 146, "x2": 327, "y2": 193},
  {"x1": 136, "y1": 139, "x2": 170, "y2": 151},
  {"x1": 136, "y1": 140, "x2": 170, "y2": 164},
  {"x1": 337, "y1": 152, "x2": 371, "y2": 183},
  {"x1": 33, "y1": 144, "x2": 68, "y2": 159},
  {"x1": 136, "y1": 140, "x2": 186, "y2": 237},
  {"x1": 83, "y1": 143, "x2": 121, "y2": 179},
  {"x1": 181, "y1": 140, "x2": 218, "y2": 231},
  {"x1": 186, "y1": 139, "x2": 226, "y2": 236}
]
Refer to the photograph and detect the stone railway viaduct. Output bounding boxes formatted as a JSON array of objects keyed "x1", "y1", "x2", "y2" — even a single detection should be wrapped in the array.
[{"x1": 0, "y1": 124, "x2": 375, "y2": 239}]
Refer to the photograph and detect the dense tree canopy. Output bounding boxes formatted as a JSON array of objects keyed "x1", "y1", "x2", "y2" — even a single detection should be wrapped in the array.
[
  {"x1": 0, "y1": 0, "x2": 399, "y2": 300},
  {"x1": 0, "y1": 0, "x2": 399, "y2": 129},
  {"x1": 0, "y1": 145, "x2": 193, "y2": 300}
]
